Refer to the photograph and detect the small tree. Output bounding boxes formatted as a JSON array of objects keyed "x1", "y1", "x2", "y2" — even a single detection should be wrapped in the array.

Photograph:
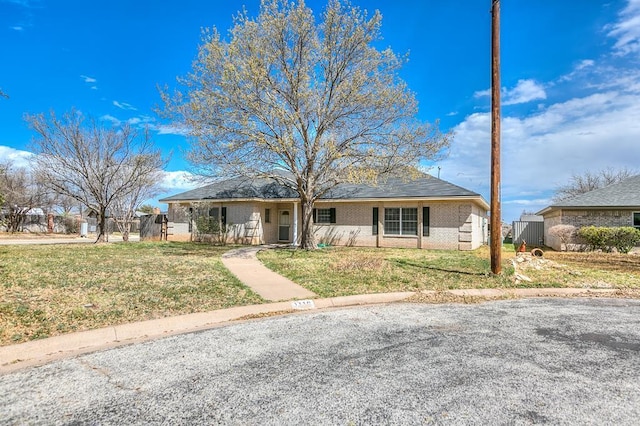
[
  {"x1": 162, "y1": 0, "x2": 449, "y2": 249},
  {"x1": 27, "y1": 110, "x2": 166, "y2": 242},
  {"x1": 548, "y1": 224, "x2": 577, "y2": 251}
]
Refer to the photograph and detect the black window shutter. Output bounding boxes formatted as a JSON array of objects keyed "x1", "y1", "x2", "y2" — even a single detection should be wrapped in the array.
[
  {"x1": 372, "y1": 207, "x2": 378, "y2": 235},
  {"x1": 222, "y1": 207, "x2": 227, "y2": 225},
  {"x1": 422, "y1": 206, "x2": 430, "y2": 236},
  {"x1": 330, "y1": 208, "x2": 336, "y2": 224},
  {"x1": 312, "y1": 208, "x2": 317, "y2": 223}
]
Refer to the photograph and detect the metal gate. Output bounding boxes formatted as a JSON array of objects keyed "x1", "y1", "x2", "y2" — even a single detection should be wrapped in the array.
[{"x1": 512, "y1": 221, "x2": 544, "y2": 246}]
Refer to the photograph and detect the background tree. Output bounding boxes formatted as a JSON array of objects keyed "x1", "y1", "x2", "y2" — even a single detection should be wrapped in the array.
[
  {"x1": 137, "y1": 204, "x2": 156, "y2": 215},
  {"x1": 162, "y1": 0, "x2": 449, "y2": 249},
  {"x1": 553, "y1": 167, "x2": 636, "y2": 202},
  {"x1": 0, "y1": 162, "x2": 43, "y2": 232},
  {"x1": 27, "y1": 110, "x2": 166, "y2": 242}
]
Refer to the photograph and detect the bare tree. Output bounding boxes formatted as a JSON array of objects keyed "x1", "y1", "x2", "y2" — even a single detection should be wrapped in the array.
[
  {"x1": 0, "y1": 162, "x2": 43, "y2": 232},
  {"x1": 553, "y1": 167, "x2": 636, "y2": 202},
  {"x1": 27, "y1": 110, "x2": 166, "y2": 242},
  {"x1": 161, "y1": 0, "x2": 450, "y2": 249}
]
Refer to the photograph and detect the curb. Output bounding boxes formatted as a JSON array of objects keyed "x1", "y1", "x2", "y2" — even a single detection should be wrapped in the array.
[
  {"x1": 0, "y1": 288, "x2": 623, "y2": 374},
  {"x1": 0, "y1": 292, "x2": 413, "y2": 374}
]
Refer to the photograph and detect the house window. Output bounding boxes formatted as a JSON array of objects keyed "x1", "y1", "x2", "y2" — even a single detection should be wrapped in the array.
[
  {"x1": 313, "y1": 208, "x2": 336, "y2": 224},
  {"x1": 265, "y1": 208, "x2": 271, "y2": 224},
  {"x1": 423, "y1": 206, "x2": 430, "y2": 237},
  {"x1": 384, "y1": 208, "x2": 418, "y2": 236},
  {"x1": 207, "y1": 207, "x2": 227, "y2": 225},
  {"x1": 634, "y1": 212, "x2": 640, "y2": 230}
]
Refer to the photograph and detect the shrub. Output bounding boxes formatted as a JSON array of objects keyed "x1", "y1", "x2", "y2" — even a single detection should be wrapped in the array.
[
  {"x1": 194, "y1": 216, "x2": 231, "y2": 245},
  {"x1": 548, "y1": 225, "x2": 577, "y2": 251},
  {"x1": 577, "y1": 226, "x2": 611, "y2": 251},
  {"x1": 611, "y1": 227, "x2": 640, "y2": 254},
  {"x1": 577, "y1": 226, "x2": 640, "y2": 253}
]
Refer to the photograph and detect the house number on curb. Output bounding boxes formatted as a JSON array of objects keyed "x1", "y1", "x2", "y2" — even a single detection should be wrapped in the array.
[{"x1": 291, "y1": 300, "x2": 316, "y2": 310}]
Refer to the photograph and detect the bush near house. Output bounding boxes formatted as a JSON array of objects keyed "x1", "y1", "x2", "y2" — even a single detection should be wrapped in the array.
[{"x1": 577, "y1": 226, "x2": 640, "y2": 254}]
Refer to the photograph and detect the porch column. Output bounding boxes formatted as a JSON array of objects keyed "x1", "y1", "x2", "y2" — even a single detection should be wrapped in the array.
[{"x1": 293, "y1": 201, "x2": 299, "y2": 247}]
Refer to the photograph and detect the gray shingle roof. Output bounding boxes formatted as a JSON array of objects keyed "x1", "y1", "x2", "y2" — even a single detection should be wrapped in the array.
[
  {"x1": 541, "y1": 174, "x2": 640, "y2": 211},
  {"x1": 159, "y1": 174, "x2": 485, "y2": 204}
]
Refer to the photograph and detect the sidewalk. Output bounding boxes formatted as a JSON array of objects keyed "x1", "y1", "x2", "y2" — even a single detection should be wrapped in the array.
[{"x1": 221, "y1": 246, "x2": 317, "y2": 301}]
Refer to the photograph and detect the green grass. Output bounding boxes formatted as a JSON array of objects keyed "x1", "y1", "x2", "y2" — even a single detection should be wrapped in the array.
[{"x1": 0, "y1": 242, "x2": 263, "y2": 345}]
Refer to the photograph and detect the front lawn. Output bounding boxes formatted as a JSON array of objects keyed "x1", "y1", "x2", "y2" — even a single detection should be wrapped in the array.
[
  {"x1": 0, "y1": 242, "x2": 264, "y2": 345},
  {"x1": 257, "y1": 246, "x2": 640, "y2": 297}
]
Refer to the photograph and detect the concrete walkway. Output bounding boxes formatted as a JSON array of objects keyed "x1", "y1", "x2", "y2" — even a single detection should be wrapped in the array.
[{"x1": 221, "y1": 246, "x2": 317, "y2": 301}]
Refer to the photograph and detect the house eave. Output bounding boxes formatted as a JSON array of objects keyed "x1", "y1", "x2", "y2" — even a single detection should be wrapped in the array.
[
  {"x1": 161, "y1": 195, "x2": 489, "y2": 210},
  {"x1": 538, "y1": 205, "x2": 640, "y2": 216}
]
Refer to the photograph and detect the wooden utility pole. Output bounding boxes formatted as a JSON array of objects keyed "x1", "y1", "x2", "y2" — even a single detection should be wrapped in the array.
[{"x1": 490, "y1": 0, "x2": 502, "y2": 274}]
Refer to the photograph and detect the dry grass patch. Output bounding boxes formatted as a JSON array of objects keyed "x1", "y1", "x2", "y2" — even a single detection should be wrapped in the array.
[
  {"x1": 258, "y1": 247, "x2": 517, "y2": 297},
  {"x1": 0, "y1": 242, "x2": 263, "y2": 345},
  {"x1": 258, "y1": 246, "x2": 640, "y2": 298}
]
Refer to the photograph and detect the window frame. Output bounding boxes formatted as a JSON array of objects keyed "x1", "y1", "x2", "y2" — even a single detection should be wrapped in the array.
[
  {"x1": 313, "y1": 207, "x2": 336, "y2": 224},
  {"x1": 384, "y1": 207, "x2": 418, "y2": 236},
  {"x1": 265, "y1": 208, "x2": 271, "y2": 224},
  {"x1": 633, "y1": 212, "x2": 640, "y2": 230}
]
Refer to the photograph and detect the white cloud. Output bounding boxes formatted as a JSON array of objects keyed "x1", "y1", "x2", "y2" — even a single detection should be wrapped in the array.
[
  {"x1": 502, "y1": 79, "x2": 547, "y2": 106},
  {"x1": 10, "y1": 25, "x2": 24, "y2": 31},
  {"x1": 576, "y1": 59, "x2": 595, "y2": 70},
  {"x1": 0, "y1": 145, "x2": 33, "y2": 168},
  {"x1": 154, "y1": 124, "x2": 191, "y2": 136},
  {"x1": 446, "y1": 111, "x2": 458, "y2": 117},
  {"x1": 474, "y1": 79, "x2": 547, "y2": 106},
  {"x1": 441, "y1": 86, "x2": 640, "y2": 221},
  {"x1": 100, "y1": 114, "x2": 121, "y2": 126},
  {"x1": 607, "y1": 0, "x2": 640, "y2": 56},
  {"x1": 113, "y1": 100, "x2": 137, "y2": 111},
  {"x1": 161, "y1": 171, "x2": 198, "y2": 192},
  {"x1": 473, "y1": 88, "x2": 490, "y2": 98},
  {"x1": 80, "y1": 74, "x2": 96, "y2": 83}
]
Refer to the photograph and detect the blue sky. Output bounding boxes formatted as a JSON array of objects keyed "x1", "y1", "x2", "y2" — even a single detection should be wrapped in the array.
[{"x1": 1, "y1": 0, "x2": 640, "y2": 222}]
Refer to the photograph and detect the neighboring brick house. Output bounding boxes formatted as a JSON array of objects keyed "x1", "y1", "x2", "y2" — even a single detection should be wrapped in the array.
[
  {"x1": 537, "y1": 174, "x2": 640, "y2": 250},
  {"x1": 159, "y1": 174, "x2": 489, "y2": 250}
]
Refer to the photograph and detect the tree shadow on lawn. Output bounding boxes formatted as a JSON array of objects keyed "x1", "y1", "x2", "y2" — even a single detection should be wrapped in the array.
[{"x1": 391, "y1": 258, "x2": 491, "y2": 277}]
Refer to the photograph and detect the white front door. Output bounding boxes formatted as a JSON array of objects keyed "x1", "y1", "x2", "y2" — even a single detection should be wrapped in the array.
[{"x1": 279, "y1": 210, "x2": 290, "y2": 241}]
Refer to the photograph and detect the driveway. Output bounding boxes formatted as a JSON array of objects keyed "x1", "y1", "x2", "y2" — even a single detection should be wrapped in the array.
[{"x1": 2, "y1": 298, "x2": 639, "y2": 424}]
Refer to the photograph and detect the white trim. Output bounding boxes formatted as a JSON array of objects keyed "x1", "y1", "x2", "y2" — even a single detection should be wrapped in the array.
[{"x1": 293, "y1": 202, "x2": 299, "y2": 246}]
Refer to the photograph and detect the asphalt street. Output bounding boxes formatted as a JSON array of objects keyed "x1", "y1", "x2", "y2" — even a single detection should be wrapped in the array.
[{"x1": 2, "y1": 298, "x2": 639, "y2": 425}]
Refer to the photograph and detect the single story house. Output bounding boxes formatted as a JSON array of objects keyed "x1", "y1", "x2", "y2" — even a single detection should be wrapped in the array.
[
  {"x1": 537, "y1": 174, "x2": 640, "y2": 250},
  {"x1": 159, "y1": 174, "x2": 489, "y2": 250}
]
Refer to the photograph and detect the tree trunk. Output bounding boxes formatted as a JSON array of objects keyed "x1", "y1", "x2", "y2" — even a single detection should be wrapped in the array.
[
  {"x1": 95, "y1": 207, "x2": 107, "y2": 243},
  {"x1": 122, "y1": 221, "x2": 130, "y2": 242},
  {"x1": 299, "y1": 197, "x2": 316, "y2": 250}
]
